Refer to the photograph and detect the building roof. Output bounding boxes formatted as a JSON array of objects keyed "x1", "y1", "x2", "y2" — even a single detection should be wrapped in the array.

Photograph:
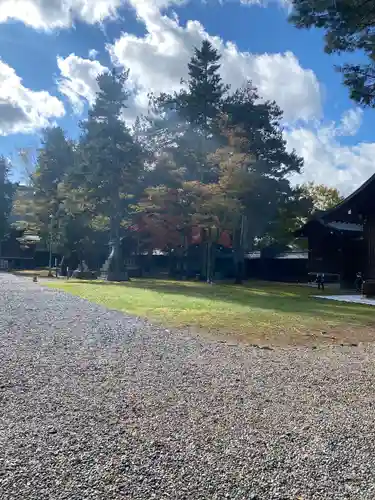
[
  {"x1": 326, "y1": 221, "x2": 363, "y2": 232},
  {"x1": 276, "y1": 252, "x2": 308, "y2": 260},
  {"x1": 245, "y1": 250, "x2": 308, "y2": 260},
  {"x1": 246, "y1": 251, "x2": 261, "y2": 259},
  {"x1": 321, "y1": 173, "x2": 375, "y2": 222},
  {"x1": 295, "y1": 218, "x2": 363, "y2": 237},
  {"x1": 17, "y1": 235, "x2": 41, "y2": 243}
]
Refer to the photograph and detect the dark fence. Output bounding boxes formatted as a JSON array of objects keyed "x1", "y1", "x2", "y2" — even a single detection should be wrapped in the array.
[{"x1": 245, "y1": 257, "x2": 309, "y2": 283}]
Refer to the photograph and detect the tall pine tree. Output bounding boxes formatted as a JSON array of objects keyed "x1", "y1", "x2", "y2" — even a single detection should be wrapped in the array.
[
  {"x1": 0, "y1": 157, "x2": 15, "y2": 248},
  {"x1": 178, "y1": 40, "x2": 229, "y2": 130},
  {"x1": 78, "y1": 69, "x2": 143, "y2": 280},
  {"x1": 150, "y1": 40, "x2": 228, "y2": 183},
  {"x1": 33, "y1": 127, "x2": 75, "y2": 257}
]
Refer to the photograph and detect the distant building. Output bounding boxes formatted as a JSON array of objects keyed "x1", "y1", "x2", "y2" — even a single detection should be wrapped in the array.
[{"x1": 245, "y1": 248, "x2": 309, "y2": 283}]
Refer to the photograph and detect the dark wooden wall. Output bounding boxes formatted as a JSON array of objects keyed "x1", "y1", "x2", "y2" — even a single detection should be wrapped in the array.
[
  {"x1": 245, "y1": 258, "x2": 308, "y2": 282},
  {"x1": 307, "y1": 228, "x2": 364, "y2": 286},
  {"x1": 365, "y1": 215, "x2": 375, "y2": 279}
]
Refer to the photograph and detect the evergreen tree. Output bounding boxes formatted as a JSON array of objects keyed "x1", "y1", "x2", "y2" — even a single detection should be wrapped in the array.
[
  {"x1": 223, "y1": 84, "x2": 303, "y2": 178},
  {"x1": 34, "y1": 127, "x2": 74, "y2": 199},
  {"x1": 289, "y1": 0, "x2": 375, "y2": 106},
  {"x1": 78, "y1": 69, "x2": 144, "y2": 280},
  {"x1": 0, "y1": 156, "x2": 15, "y2": 246},
  {"x1": 33, "y1": 127, "x2": 75, "y2": 256},
  {"x1": 178, "y1": 40, "x2": 229, "y2": 130},
  {"x1": 150, "y1": 40, "x2": 228, "y2": 183}
]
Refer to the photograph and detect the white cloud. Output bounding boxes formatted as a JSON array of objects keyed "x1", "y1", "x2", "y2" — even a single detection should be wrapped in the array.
[
  {"x1": 240, "y1": 0, "x2": 293, "y2": 9},
  {"x1": 285, "y1": 110, "x2": 374, "y2": 195},
  {"x1": 0, "y1": 0, "x2": 186, "y2": 30},
  {"x1": 337, "y1": 108, "x2": 363, "y2": 137},
  {"x1": 88, "y1": 49, "x2": 99, "y2": 60},
  {"x1": 0, "y1": 59, "x2": 65, "y2": 136},
  {"x1": 108, "y1": 3, "x2": 322, "y2": 123},
  {"x1": 222, "y1": 48, "x2": 321, "y2": 122},
  {"x1": 56, "y1": 54, "x2": 108, "y2": 113},
  {"x1": 0, "y1": 0, "x2": 123, "y2": 30},
  {"x1": 129, "y1": 0, "x2": 185, "y2": 17}
]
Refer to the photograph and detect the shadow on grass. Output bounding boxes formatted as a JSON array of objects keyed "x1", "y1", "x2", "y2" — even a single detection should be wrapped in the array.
[{"x1": 66, "y1": 278, "x2": 375, "y2": 326}]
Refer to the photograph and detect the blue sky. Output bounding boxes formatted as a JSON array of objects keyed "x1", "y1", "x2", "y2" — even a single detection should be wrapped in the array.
[{"x1": 0, "y1": 0, "x2": 374, "y2": 192}]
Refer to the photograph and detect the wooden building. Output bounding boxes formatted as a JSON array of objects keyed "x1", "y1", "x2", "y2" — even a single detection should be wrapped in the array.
[
  {"x1": 245, "y1": 249, "x2": 308, "y2": 282},
  {"x1": 295, "y1": 218, "x2": 364, "y2": 287},
  {"x1": 318, "y1": 175, "x2": 375, "y2": 293}
]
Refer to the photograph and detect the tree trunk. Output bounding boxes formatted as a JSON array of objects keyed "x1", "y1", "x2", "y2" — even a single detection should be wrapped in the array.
[
  {"x1": 200, "y1": 242, "x2": 207, "y2": 281},
  {"x1": 206, "y1": 241, "x2": 216, "y2": 282},
  {"x1": 105, "y1": 210, "x2": 129, "y2": 282},
  {"x1": 233, "y1": 242, "x2": 244, "y2": 284},
  {"x1": 211, "y1": 242, "x2": 216, "y2": 282},
  {"x1": 168, "y1": 249, "x2": 174, "y2": 278},
  {"x1": 233, "y1": 216, "x2": 246, "y2": 285},
  {"x1": 183, "y1": 233, "x2": 189, "y2": 279}
]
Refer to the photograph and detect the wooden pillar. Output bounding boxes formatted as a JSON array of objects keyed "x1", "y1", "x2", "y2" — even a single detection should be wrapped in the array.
[{"x1": 365, "y1": 215, "x2": 375, "y2": 280}]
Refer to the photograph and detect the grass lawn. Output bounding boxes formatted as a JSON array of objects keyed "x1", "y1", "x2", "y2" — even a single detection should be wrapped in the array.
[{"x1": 44, "y1": 278, "x2": 375, "y2": 347}]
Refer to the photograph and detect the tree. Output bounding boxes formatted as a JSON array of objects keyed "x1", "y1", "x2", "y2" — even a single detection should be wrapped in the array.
[
  {"x1": 17, "y1": 147, "x2": 37, "y2": 185},
  {"x1": 177, "y1": 40, "x2": 229, "y2": 130},
  {"x1": 77, "y1": 69, "x2": 144, "y2": 280},
  {"x1": 10, "y1": 185, "x2": 38, "y2": 232},
  {"x1": 144, "y1": 45, "x2": 304, "y2": 282},
  {"x1": 32, "y1": 127, "x2": 75, "y2": 263},
  {"x1": 208, "y1": 124, "x2": 291, "y2": 283},
  {"x1": 289, "y1": 0, "x2": 375, "y2": 106},
  {"x1": 300, "y1": 182, "x2": 344, "y2": 213},
  {"x1": 52, "y1": 183, "x2": 108, "y2": 271},
  {"x1": 219, "y1": 87, "x2": 304, "y2": 281},
  {"x1": 5, "y1": 42, "x2": 311, "y2": 282},
  {"x1": 259, "y1": 183, "x2": 343, "y2": 249},
  {"x1": 34, "y1": 127, "x2": 74, "y2": 201},
  {"x1": 258, "y1": 186, "x2": 313, "y2": 248},
  {"x1": 149, "y1": 40, "x2": 228, "y2": 183},
  {"x1": 207, "y1": 106, "x2": 304, "y2": 282},
  {"x1": 0, "y1": 157, "x2": 16, "y2": 247},
  {"x1": 223, "y1": 84, "x2": 303, "y2": 178}
]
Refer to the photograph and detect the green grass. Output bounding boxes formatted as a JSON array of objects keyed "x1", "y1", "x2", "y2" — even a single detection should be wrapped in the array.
[{"x1": 44, "y1": 278, "x2": 375, "y2": 346}]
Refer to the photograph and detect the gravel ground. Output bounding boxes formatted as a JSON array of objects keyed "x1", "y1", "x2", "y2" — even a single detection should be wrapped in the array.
[{"x1": 1, "y1": 273, "x2": 375, "y2": 499}]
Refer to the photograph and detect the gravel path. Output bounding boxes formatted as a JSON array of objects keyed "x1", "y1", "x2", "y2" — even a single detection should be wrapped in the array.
[{"x1": 1, "y1": 273, "x2": 375, "y2": 499}]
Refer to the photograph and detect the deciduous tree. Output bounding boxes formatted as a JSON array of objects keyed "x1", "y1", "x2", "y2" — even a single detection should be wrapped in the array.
[{"x1": 300, "y1": 182, "x2": 343, "y2": 213}]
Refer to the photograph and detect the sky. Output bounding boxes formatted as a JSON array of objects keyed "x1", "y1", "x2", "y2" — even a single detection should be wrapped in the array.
[{"x1": 0, "y1": 0, "x2": 374, "y2": 194}]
